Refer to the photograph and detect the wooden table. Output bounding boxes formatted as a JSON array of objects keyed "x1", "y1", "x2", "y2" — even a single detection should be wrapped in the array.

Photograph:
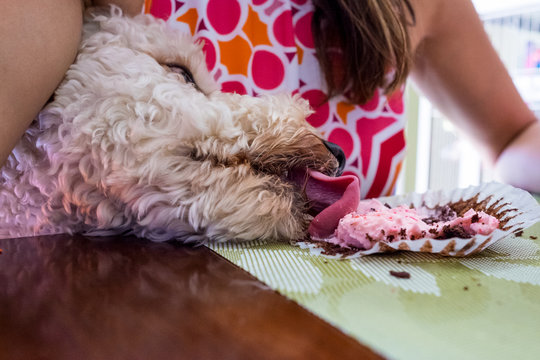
[{"x1": 0, "y1": 235, "x2": 382, "y2": 360}]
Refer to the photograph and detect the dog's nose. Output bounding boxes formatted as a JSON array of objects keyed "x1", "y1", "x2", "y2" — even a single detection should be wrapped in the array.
[{"x1": 323, "y1": 140, "x2": 346, "y2": 176}]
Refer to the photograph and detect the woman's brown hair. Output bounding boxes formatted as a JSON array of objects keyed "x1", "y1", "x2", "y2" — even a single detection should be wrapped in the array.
[{"x1": 311, "y1": 0, "x2": 415, "y2": 104}]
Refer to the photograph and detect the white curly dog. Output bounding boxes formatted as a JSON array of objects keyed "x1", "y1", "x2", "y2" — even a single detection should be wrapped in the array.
[{"x1": 0, "y1": 7, "x2": 345, "y2": 243}]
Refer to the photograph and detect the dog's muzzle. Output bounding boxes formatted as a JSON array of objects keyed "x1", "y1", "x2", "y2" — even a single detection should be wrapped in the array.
[{"x1": 323, "y1": 140, "x2": 346, "y2": 176}]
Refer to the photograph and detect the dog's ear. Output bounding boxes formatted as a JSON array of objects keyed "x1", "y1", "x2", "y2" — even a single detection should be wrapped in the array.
[
  {"x1": 84, "y1": 5, "x2": 118, "y2": 19},
  {"x1": 82, "y1": 5, "x2": 123, "y2": 39}
]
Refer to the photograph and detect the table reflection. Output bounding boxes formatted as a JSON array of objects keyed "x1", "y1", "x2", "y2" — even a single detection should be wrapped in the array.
[{"x1": 0, "y1": 235, "x2": 379, "y2": 360}]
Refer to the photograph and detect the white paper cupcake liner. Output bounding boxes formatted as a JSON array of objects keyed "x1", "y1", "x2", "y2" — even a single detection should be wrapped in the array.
[{"x1": 294, "y1": 182, "x2": 540, "y2": 259}]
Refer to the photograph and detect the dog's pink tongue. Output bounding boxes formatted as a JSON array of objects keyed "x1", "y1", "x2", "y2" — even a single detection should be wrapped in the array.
[{"x1": 305, "y1": 170, "x2": 360, "y2": 239}]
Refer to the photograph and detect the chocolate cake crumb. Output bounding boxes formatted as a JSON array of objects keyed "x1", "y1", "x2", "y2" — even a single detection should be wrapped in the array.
[
  {"x1": 384, "y1": 203, "x2": 391, "y2": 208},
  {"x1": 399, "y1": 228, "x2": 406, "y2": 238},
  {"x1": 515, "y1": 230, "x2": 524, "y2": 237},
  {"x1": 437, "y1": 225, "x2": 471, "y2": 239},
  {"x1": 471, "y1": 214, "x2": 480, "y2": 223},
  {"x1": 463, "y1": 286, "x2": 469, "y2": 291},
  {"x1": 531, "y1": 236, "x2": 538, "y2": 240},
  {"x1": 389, "y1": 270, "x2": 410, "y2": 279},
  {"x1": 422, "y1": 205, "x2": 457, "y2": 225},
  {"x1": 311, "y1": 240, "x2": 363, "y2": 257}
]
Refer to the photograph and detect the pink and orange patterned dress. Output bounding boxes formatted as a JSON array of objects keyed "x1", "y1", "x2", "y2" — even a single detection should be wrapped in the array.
[{"x1": 144, "y1": 0, "x2": 406, "y2": 199}]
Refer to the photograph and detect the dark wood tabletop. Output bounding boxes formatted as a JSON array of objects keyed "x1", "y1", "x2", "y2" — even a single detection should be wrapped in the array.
[{"x1": 0, "y1": 235, "x2": 383, "y2": 360}]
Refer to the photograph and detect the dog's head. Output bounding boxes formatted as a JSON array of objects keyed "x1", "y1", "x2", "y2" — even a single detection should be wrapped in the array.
[{"x1": 45, "y1": 7, "x2": 346, "y2": 242}]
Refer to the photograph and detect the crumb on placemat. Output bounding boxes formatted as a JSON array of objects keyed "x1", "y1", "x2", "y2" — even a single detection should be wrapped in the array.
[
  {"x1": 389, "y1": 270, "x2": 410, "y2": 279},
  {"x1": 311, "y1": 240, "x2": 363, "y2": 257}
]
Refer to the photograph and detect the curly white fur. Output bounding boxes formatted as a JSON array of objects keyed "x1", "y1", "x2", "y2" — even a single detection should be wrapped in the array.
[{"x1": 0, "y1": 7, "x2": 340, "y2": 243}]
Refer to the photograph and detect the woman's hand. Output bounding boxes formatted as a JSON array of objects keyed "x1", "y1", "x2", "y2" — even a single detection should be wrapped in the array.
[{"x1": 495, "y1": 121, "x2": 540, "y2": 194}]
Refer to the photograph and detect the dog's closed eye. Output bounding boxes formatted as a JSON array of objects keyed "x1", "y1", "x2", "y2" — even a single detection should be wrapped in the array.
[{"x1": 164, "y1": 63, "x2": 200, "y2": 90}]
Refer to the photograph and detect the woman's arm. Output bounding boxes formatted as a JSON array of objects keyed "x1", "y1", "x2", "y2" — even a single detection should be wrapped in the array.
[
  {"x1": 0, "y1": 0, "x2": 83, "y2": 167},
  {"x1": 0, "y1": 0, "x2": 147, "y2": 171},
  {"x1": 409, "y1": 0, "x2": 539, "y2": 192}
]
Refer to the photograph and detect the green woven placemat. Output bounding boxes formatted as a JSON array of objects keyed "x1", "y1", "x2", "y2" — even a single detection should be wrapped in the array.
[{"x1": 208, "y1": 221, "x2": 540, "y2": 360}]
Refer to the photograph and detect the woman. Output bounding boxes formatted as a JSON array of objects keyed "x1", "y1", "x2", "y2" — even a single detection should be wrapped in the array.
[{"x1": 2, "y1": 0, "x2": 539, "y2": 195}]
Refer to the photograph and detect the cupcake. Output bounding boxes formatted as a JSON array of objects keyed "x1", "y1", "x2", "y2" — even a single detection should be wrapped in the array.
[{"x1": 296, "y1": 172, "x2": 540, "y2": 258}]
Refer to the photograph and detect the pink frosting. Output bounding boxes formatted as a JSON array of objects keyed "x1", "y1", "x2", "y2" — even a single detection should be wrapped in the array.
[
  {"x1": 327, "y1": 199, "x2": 500, "y2": 250},
  {"x1": 446, "y1": 209, "x2": 500, "y2": 235}
]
